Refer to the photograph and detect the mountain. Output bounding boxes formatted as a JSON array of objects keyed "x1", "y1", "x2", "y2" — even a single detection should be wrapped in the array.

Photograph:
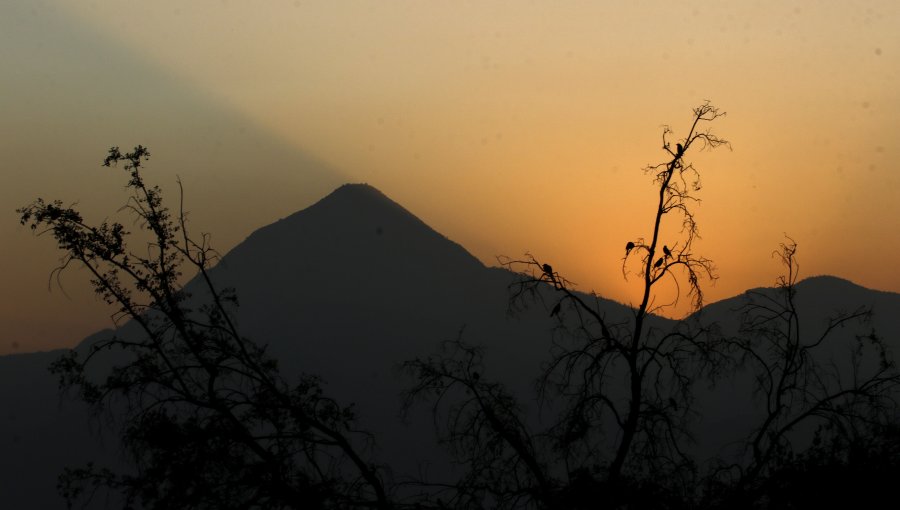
[
  {"x1": 0, "y1": 184, "x2": 636, "y2": 507},
  {"x1": 687, "y1": 275, "x2": 900, "y2": 461},
  {"x1": 2, "y1": 184, "x2": 898, "y2": 507}
]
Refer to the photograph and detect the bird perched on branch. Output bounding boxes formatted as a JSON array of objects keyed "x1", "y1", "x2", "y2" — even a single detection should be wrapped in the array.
[
  {"x1": 676, "y1": 143, "x2": 684, "y2": 157},
  {"x1": 550, "y1": 302, "x2": 561, "y2": 317},
  {"x1": 625, "y1": 241, "x2": 635, "y2": 255},
  {"x1": 663, "y1": 245, "x2": 672, "y2": 259},
  {"x1": 541, "y1": 262, "x2": 562, "y2": 289},
  {"x1": 654, "y1": 257, "x2": 664, "y2": 268}
]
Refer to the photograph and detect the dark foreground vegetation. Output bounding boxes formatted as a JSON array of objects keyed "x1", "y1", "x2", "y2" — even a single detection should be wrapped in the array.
[{"x1": 19, "y1": 103, "x2": 900, "y2": 509}]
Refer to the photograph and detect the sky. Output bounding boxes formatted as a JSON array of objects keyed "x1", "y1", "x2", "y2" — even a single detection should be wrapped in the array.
[{"x1": 2, "y1": 0, "x2": 898, "y2": 354}]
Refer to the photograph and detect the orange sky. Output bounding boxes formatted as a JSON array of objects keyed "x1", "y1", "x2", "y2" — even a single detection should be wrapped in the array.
[{"x1": 2, "y1": 1, "x2": 899, "y2": 354}]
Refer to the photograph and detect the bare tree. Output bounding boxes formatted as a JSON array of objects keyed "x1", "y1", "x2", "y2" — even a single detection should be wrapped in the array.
[
  {"x1": 517, "y1": 101, "x2": 730, "y2": 491},
  {"x1": 403, "y1": 338, "x2": 553, "y2": 509},
  {"x1": 713, "y1": 239, "x2": 900, "y2": 507},
  {"x1": 19, "y1": 146, "x2": 391, "y2": 510},
  {"x1": 404, "y1": 102, "x2": 731, "y2": 507}
]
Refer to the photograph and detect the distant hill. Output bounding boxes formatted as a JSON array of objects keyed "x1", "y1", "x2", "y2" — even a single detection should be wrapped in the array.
[
  {"x1": 688, "y1": 274, "x2": 900, "y2": 462},
  {"x1": 2, "y1": 184, "x2": 898, "y2": 507}
]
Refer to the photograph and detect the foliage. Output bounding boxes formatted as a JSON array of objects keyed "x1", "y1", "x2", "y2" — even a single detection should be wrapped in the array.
[
  {"x1": 756, "y1": 422, "x2": 900, "y2": 509},
  {"x1": 21, "y1": 109, "x2": 900, "y2": 510},
  {"x1": 19, "y1": 147, "x2": 390, "y2": 510}
]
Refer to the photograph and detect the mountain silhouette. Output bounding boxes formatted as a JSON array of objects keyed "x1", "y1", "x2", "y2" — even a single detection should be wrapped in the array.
[
  {"x1": 688, "y1": 274, "x2": 900, "y2": 462},
  {"x1": 0, "y1": 183, "x2": 634, "y2": 507},
  {"x1": 2, "y1": 184, "x2": 899, "y2": 507}
]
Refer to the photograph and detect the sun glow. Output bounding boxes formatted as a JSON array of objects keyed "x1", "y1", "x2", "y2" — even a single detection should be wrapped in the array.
[{"x1": 2, "y1": 1, "x2": 899, "y2": 351}]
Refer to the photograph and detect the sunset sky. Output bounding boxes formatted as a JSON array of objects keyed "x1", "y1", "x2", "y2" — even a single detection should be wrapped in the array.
[{"x1": 2, "y1": 0, "x2": 898, "y2": 354}]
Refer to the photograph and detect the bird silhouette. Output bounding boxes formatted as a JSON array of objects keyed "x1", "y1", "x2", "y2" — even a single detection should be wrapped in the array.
[
  {"x1": 542, "y1": 263, "x2": 553, "y2": 276},
  {"x1": 625, "y1": 241, "x2": 635, "y2": 255},
  {"x1": 654, "y1": 257, "x2": 664, "y2": 268},
  {"x1": 550, "y1": 302, "x2": 561, "y2": 317},
  {"x1": 676, "y1": 143, "x2": 684, "y2": 157},
  {"x1": 663, "y1": 245, "x2": 672, "y2": 259}
]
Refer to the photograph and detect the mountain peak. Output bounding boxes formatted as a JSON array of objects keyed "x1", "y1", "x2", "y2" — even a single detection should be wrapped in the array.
[
  {"x1": 329, "y1": 182, "x2": 384, "y2": 196},
  {"x1": 213, "y1": 183, "x2": 485, "y2": 300},
  {"x1": 796, "y1": 274, "x2": 864, "y2": 292},
  {"x1": 317, "y1": 182, "x2": 390, "y2": 206},
  {"x1": 294, "y1": 182, "x2": 417, "y2": 224}
]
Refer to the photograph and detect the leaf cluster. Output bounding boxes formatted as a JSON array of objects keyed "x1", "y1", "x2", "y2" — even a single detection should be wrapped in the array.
[{"x1": 21, "y1": 147, "x2": 390, "y2": 510}]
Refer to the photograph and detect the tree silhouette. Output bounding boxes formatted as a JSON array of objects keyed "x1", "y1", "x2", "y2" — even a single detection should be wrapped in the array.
[
  {"x1": 19, "y1": 116, "x2": 899, "y2": 510},
  {"x1": 405, "y1": 102, "x2": 732, "y2": 507},
  {"x1": 18, "y1": 147, "x2": 391, "y2": 510},
  {"x1": 756, "y1": 422, "x2": 900, "y2": 509},
  {"x1": 708, "y1": 239, "x2": 900, "y2": 508},
  {"x1": 404, "y1": 103, "x2": 900, "y2": 509}
]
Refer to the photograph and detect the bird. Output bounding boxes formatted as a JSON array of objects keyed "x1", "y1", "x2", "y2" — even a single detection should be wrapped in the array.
[
  {"x1": 550, "y1": 302, "x2": 562, "y2": 317},
  {"x1": 625, "y1": 241, "x2": 635, "y2": 255},
  {"x1": 542, "y1": 263, "x2": 553, "y2": 276},
  {"x1": 654, "y1": 257, "x2": 664, "y2": 268},
  {"x1": 663, "y1": 245, "x2": 672, "y2": 259},
  {"x1": 676, "y1": 143, "x2": 684, "y2": 157}
]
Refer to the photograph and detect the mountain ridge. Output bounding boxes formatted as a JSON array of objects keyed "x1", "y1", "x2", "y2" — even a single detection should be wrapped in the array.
[{"x1": 3, "y1": 183, "x2": 899, "y2": 507}]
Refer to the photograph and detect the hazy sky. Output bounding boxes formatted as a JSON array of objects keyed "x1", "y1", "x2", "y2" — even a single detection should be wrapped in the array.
[{"x1": 3, "y1": 0, "x2": 898, "y2": 354}]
